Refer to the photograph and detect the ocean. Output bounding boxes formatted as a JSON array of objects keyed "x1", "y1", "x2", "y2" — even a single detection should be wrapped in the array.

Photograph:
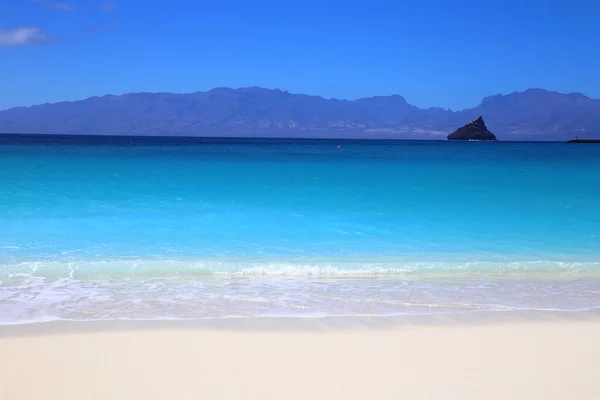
[{"x1": 1, "y1": 136, "x2": 599, "y2": 323}]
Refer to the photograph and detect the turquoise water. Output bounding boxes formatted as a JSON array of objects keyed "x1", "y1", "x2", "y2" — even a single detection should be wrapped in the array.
[{"x1": 1, "y1": 139, "x2": 599, "y2": 322}]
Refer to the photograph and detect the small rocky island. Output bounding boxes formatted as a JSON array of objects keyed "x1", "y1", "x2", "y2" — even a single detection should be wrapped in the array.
[
  {"x1": 447, "y1": 116, "x2": 497, "y2": 141},
  {"x1": 567, "y1": 138, "x2": 600, "y2": 143}
]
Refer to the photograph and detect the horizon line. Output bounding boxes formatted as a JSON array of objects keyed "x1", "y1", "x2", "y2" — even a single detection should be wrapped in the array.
[{"x1": 0, "y1": 132, "x2": 573, "y2": 143}]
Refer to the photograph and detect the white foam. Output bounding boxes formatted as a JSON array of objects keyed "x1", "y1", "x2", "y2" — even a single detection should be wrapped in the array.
[
  {"x1": 2, "y1": 257, "x2": 599, "y2": 325},
  {"x1": 1, "y1": 271, "x2": 599, "y2": 325},
  {"x1": 2, "y1": 258, "x2": 600, "y2": 280}
]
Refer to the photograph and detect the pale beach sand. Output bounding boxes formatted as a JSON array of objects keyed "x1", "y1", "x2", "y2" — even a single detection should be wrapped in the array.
[{"x1": 1, "y1": 314, "x2": 599, "y2": 400}]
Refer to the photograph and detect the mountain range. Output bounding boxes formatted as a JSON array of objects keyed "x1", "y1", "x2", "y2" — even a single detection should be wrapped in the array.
[{"x1": 1, "y1": 87, "x2": 598, "y2": 140}]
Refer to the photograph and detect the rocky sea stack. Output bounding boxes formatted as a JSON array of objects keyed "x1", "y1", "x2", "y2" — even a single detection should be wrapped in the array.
[{"x1": 447, "y1": 116, "x2": 497, "y2": 141}]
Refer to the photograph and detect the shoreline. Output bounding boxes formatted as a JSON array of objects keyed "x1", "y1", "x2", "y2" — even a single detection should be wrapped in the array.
[
  {"x1": 4, "y1": 272, "x2": 599, "y2": 326},
  {"x1": 2, "y1": 308, "x2": 599, "y2": 336},
  {"x1": 1, "y1": 313, "x2": 599, "y2": 400}
]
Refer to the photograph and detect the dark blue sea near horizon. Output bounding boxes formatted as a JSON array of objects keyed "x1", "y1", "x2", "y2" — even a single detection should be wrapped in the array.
[{"x1": 1, "y1": 136, "x2": 599, "y2": 323}]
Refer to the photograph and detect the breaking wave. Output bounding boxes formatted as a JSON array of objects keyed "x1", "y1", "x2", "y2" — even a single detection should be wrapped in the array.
[{"x1": 2, "y1": 258, "x2": 600, "y2": 279}]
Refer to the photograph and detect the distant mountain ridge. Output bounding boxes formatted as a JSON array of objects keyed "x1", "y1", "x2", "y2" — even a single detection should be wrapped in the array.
[{"x1": 1, "y1": 87, "x2": 599, "y2": 140}]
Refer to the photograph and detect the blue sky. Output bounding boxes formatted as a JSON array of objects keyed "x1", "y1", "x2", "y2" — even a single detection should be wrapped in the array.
[{"x1": 1, "y1": 0, "x2": 599, "y2": 110}]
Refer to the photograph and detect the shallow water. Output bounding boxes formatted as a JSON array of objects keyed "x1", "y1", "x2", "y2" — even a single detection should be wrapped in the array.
[{"x1": 1, "y1": 138, "x2": 599, "y2": 323}]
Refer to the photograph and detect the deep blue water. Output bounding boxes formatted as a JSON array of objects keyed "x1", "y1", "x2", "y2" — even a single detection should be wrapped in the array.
[{"x1": 1, "y1": 137, "x2": 599, "y2": 322}]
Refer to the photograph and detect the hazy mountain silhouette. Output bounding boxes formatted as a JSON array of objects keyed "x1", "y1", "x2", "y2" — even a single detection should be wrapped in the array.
[{"x1": 1, "y1": 87, "x2": 598, "y2": 140}]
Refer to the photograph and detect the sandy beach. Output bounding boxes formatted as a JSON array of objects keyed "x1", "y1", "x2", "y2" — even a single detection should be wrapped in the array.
[{"x1": 1, "y1": 314, "x2": 599, "y2": 400}]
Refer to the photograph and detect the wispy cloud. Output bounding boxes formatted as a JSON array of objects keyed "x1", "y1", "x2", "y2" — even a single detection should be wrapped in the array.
[
  {"x1": 0, "y1": 27, "x2": 53, "y2": 47},
  {"x1": 85, "y1": 22, "x2": 119, "y2": 34},
  {"x1": 49, "y1": 2, "x2": 78, "y2": 11},
  {"x1": 35, "y1": 1, "x2": 78, "y2": 11},
  {"x1": 101, "y1": 1, "x2": 115, "y2": 12}
]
